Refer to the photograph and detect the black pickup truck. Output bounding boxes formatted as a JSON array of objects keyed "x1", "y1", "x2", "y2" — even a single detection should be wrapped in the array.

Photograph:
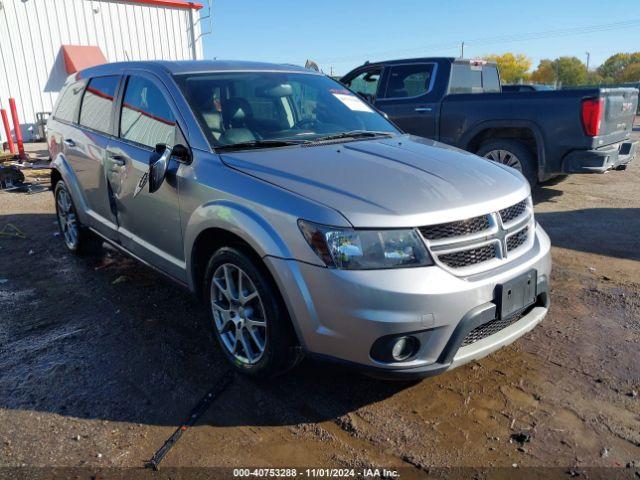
[{"x1": 340, "y1": 58, "x2": 638, "y2": 185}]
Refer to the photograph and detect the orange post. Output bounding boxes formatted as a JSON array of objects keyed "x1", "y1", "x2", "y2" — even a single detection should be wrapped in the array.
[
  {"x1": 1, "y1": 109, "x2": 15, "y2": 154},
  {"x1": 8, "y1": 98, "x2": 25, "y2": 159}
]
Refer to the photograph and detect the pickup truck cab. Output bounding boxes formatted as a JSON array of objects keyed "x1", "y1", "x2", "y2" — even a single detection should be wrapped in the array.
[{"x1": 341, "y1": 58, "x2": 638, "y2": 185}]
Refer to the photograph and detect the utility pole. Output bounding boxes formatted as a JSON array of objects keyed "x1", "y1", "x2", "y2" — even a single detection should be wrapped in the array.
[
  {"x1": 460, "y1": 41, "x2": 465, "y2": 59},
  {"x1": 585, "y1": 52, "x2": 590, "y2": 71}
]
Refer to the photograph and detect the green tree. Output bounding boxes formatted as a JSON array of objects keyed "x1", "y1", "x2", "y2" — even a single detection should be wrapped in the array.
[
  {"x1": 554, "y1": 57, "x2": 587, "y2": 86},
  {"x1": 530, "y1": 59, "x2": 556, "y2": 84},
  {"x1": 598, "y1": 52, "x2": 640, "y2": 81},
  {"x1": 619, "y1": 62, "x2": 640, "y2": 82},
  {"x1": 485, "y1": 53, "x2": 532, "y2": 83}
]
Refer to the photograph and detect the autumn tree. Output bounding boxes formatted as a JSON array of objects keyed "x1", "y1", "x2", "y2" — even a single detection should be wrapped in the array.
[
  {"x1": 598, "y1": 52, "x2": 640, "y2": 82},
  {"x1": 484, "y1": 53, "x2": 532, "y2": 83},
  {"x1": 619, "y1": 62, "x2": 640, "y2": 82},
  {"x1": 530, "y1": 60, "x2": 555, "y2": 84},
  {"x1": 530, "y1": 57, "x2": 587, "y2": 86}
]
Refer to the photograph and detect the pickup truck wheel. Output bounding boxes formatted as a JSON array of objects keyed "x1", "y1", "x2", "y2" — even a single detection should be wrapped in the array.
[
  {"x1": 54, "y1": 181, "x2": 102, "y2": 255},
  {"x1": 477, "y1": 140, "x2": 537, "y2": 186},
  {"x1": 204, "y1": 247, "x2": 300, "y2": 378}
]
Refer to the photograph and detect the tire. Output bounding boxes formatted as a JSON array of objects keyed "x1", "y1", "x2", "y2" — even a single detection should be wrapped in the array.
[
  {"x1": 476, "y1": 139, "x2": 538, "y2": 187},
  {"x1": 203, "y1": 246, "x2": 300, "y2": 378},
  {"x1": 54, "y1": 181, "x2": 103, "y2": 255}
]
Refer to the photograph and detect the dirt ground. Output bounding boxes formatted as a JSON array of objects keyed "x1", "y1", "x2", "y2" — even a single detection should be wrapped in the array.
[{"x1": 1, "y1": 130, "x2": 639, "y2": 477}]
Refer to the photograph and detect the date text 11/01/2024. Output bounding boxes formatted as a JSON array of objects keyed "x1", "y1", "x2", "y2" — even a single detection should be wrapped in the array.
[{"x1": 233, "y1": 468, "x2": 400, "y2": 478}]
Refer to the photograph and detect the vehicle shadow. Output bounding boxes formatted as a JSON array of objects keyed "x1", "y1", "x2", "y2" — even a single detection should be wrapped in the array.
[
  {"x1": 0, "y1": 213, "x2": 415, "y2": 429},
  {"x1": 536, "y1": 207, "x2": 640, "y2": 261}
]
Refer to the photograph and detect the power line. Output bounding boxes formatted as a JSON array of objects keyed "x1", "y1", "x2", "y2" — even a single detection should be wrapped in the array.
[{"x1": 316, "y1": 18, "x2": 640, "y2": 64}]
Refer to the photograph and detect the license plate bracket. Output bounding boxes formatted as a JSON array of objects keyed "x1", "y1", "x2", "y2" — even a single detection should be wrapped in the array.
[{"x1": 497, "y1": 270, "x2": 537, "y2": 319}]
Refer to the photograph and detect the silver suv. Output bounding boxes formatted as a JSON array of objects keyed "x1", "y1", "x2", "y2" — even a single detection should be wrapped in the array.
[{"x1": 47, "y1": 61, "x2": 551, "y2": 379}]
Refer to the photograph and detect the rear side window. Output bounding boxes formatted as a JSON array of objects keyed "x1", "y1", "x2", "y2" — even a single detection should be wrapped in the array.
[
  {"x1": 384, "y1": 64, "x2": 435, "y2": 98},
  {"x1": 79, "y1": 76, "x2": 120, "y2": 134},
  {"x1": 120, "y1": 76, "x2": 176, "y2": 148},
  {"x1": 449, "y1": 63, "x2": 482, "y2": 94},
  {"x1": 54, "y1": 81, "x2": 84, "y2": 122},
  {"x1": 482, "y1": 66, "x2": 500, "y2": 93}
]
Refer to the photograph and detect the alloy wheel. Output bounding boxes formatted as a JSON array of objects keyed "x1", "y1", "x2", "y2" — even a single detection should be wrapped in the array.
[
  {"x1": 484, "y1": 149, "x2": 523, "y2": 172},
  {"x1": 56, "y1": 188, "x2": 79, "y2": 250},
  {"x1": 210, "y1": 263, "x2": 267, "y2": 365}
]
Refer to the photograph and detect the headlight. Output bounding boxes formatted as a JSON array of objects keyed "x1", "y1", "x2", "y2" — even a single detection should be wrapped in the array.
[{"x1": 298, "y1": 220, "x2": 434, "y2": 270}]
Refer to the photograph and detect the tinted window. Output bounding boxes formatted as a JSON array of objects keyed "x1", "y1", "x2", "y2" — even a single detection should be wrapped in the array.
[
  {"x1": 120, "y1": 76, "x2": 176, "y2": 148},
  {"x1": 54, "y1": 81, "x2": 84, "y2": 122},
  {"x1": 384, "y1": 64, "x2": 435, "y2": 98},
  {"x1": 79, "y1": 76, "x2": 119, "y2": 134},
  {"x1": 449, "y1": 63, "x2": 483, "y2": 94},
  {"x1": 177, "y1": 72, "x2": 398, "y2": 148},
  {"x1": 482, "y1": 66, "x2": 500, "y2": 93},
  {"x1": 343, "y1": 69, "x2": 382, "y2": 100}
]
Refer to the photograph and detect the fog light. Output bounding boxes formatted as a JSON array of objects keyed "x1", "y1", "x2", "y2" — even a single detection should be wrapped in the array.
[{"x1": 391, "y1": 336, "x2": 418, "y2": 361}]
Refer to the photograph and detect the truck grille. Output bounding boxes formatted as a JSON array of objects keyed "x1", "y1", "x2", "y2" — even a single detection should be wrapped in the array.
[
  {"x1": 419, "y1": 197, "x2": 533, "y2": 274},
  {"x1": 499, "y1": 200, "x2": 527, "y2": 224},
  {"x1": 419, "y1": 215, "x2": 490, "y2": 240},
  {"x1": 507, "y1": 227, "x2": 529, "y2": 252},
  {"x1": 439, "y1": 244, "x2": 496, "y2": 269}
]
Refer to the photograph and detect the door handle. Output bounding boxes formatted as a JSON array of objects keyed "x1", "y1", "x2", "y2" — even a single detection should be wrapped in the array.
[
  {"x1": 414, "y1": 107, "x2": 433, "y2": 113},
  {"x1": 63, "y1": 138, "x2": 76, "y2": 147}
]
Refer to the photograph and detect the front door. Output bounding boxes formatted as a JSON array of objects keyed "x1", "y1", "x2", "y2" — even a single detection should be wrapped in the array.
[
  {"x1": 374, "y1": 63, "x2": 438, "y2": 139},
  {"x1": 106, "y1": 73, "x2": 186, "y2": 281}
]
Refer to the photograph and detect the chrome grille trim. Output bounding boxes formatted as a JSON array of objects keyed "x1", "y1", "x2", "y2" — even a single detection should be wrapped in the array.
[{"x1": 419, "y1": 197, "x2": 534, "y2": 275}]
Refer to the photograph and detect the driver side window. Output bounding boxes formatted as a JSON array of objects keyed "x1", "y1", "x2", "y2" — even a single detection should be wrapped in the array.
[{"x1": 344, "y1": 69, "x2": 382, "y2": 102}]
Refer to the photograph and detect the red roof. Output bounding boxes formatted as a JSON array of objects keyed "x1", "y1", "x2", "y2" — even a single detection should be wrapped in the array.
[
  {"x1": 126, "y1": 0, "x2": 203, "y2": 9},
  {"x1": 61, "y1": 45, "x2": 107, "y2": 74}
]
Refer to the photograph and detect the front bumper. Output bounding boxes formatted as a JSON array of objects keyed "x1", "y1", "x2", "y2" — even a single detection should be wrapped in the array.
[
  {"x1": 562, "y1": 140, "x2": 637, "y2": 174},
  {"x1": 265, "y1": 225, "x2": 552, "y2": 378}
]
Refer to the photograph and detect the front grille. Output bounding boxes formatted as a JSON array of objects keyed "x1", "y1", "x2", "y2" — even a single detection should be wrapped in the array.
[
  {"x1": 420, "y1": 215, "x2": 490, "y2": 240},
  {"x1": 507, "y1": 227, "x2": 529, "y2": 251},
  {"x1": 499, "y1": 200, "x2": 527, "y2": 224},
  {"x1": 461, "y1": 311, "x2": 526, "y2": 347},
  {"x1": 439, "y1": 244, "x2": 496, "y2": 269}
]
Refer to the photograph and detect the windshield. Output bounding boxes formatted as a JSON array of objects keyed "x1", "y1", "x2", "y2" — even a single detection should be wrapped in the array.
[{"x1": 175, "y1": 71, "x2": 399, "y2": 149}]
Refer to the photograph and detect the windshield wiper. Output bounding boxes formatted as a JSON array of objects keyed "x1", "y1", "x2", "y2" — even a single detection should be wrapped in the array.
[
  {"x1": 311, "y1": 130, "x2": 395, "y2": 143},
  {"x1": 215, "y1": 139, "x2": 310, "y2": 152}
]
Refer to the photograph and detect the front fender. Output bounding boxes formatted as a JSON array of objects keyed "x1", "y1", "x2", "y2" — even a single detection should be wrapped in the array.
[
  {"x1": 184, "y1": 199, "x2": 319, "y2": 292},
  {"x1": 50, "y1": 153, "x2": 91, "y2": 226}
]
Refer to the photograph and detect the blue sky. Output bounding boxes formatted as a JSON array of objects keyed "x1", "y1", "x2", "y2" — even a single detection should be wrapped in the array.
[{"x1": 201, "y1": 0, "x2": 640, "y2": 75}]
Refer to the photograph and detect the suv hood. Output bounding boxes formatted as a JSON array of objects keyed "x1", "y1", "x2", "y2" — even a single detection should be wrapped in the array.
[{"x1": 221, "y1": 135, "x2": 530, "y2": 228}]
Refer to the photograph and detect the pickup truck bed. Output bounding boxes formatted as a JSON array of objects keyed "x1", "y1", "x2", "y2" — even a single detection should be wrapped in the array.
[{"x1": 340, "y1": 58, "x2": 638, "y2": 185}]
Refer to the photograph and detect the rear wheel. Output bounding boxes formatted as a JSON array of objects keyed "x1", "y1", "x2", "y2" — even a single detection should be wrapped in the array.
[
  {"x1": 204, "y1": 246, "x2": 300, "y2": 378},
  {"x1": 477, "y1": 139, "x2": 537, "y2": 187},
  {"x1": 54, "y1": 181, "x2": 102, "y2": 255}
]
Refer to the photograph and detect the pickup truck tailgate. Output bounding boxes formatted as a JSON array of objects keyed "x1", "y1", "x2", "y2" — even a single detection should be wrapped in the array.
[{"x1": 598, "y1": 88, "x2": 638, "y2": 144}]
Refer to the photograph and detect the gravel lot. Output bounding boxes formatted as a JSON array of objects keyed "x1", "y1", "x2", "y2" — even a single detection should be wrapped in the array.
[{"x1": 1, "y1": 129, "x2": 639, "y2": 476}]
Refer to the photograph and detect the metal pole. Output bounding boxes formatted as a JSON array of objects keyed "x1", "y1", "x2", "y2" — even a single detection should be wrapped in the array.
[
  {"x1": 188, "y1": 8, "x2": 197, "y2": 60},
  {"x1": 9, "y1": 98, "x2": 25, "y2": 159},
  {"x1": 1, "y1": 109, "x2": 16, "y2": 154},
  {"x1": 461, "y1": 41, "x2": 465, "y2": 59},
  {"x1": 585, "y1": 52, "x2": 590, "y2": 71}
]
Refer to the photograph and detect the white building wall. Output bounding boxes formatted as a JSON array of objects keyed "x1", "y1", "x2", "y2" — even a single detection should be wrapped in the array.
[{"x1": 0, "y1": 0, "x2": 204, "y2": 142}]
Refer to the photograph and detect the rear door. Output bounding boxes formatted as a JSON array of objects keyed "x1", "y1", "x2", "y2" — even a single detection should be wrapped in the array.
[
  {"x1": 106, "y1": 72, "x2": 186, "y2": 280},
  {"x1": 69, "y1": 75, "x2": 122, "y2": 240},
  {"x1": 374, "y1": 63, "x2": 438, "y2": 139}
]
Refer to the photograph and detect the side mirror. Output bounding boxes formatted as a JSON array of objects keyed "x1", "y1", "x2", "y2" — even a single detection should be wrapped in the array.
[{"x1": 149, "y1": 144, "x2": 172, "y2": 193}]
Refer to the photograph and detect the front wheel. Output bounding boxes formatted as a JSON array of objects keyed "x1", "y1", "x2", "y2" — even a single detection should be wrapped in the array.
[
  {"x1": 204, "y1": 247, "x2": 300, "y2": 378},
  {"x1": 477, "y1": 139, "x2": 537, "y2": 187}
]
